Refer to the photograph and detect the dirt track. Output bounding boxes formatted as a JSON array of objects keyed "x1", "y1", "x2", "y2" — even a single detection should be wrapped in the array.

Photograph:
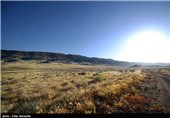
[{"x1": 151, "y1": 72, "x2": 170, "y2": 113}]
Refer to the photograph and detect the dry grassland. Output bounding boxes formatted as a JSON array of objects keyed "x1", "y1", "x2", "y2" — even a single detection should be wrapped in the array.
[{"x1": 1, "y1": 62, "x2": 164, "y2": 113}]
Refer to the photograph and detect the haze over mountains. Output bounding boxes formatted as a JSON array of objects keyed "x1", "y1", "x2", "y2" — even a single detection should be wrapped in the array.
[{"x1": 1, "y1": 50, "x2": 170, "y2": 67}]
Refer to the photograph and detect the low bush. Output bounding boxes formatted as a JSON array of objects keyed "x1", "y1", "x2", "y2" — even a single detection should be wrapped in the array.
[
  {"x1": 94, "y1": 76, "x2": 102, "y2": 82},
  {"x1": 93, "y1": 73, "x2": 100, "y2": 76}
]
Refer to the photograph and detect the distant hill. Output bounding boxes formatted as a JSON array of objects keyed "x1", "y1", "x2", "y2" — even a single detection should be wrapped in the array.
[
  {"x1": 136, "y1": 62, "x2": 170, "y2": 67},
  {"x1": 2, "y1": 50, "x2": 170, "y2": 67},
  {"x1": 1, "y1": 49, "x2": 134, "y2": 66},
  {"x1": 129, "y1": 65, "x2": 143, "y2": 68}
]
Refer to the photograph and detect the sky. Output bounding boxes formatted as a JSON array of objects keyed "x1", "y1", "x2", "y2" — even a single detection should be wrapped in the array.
[{"x1": 1, "y1": 1, "x2": 170, "y2": 63}]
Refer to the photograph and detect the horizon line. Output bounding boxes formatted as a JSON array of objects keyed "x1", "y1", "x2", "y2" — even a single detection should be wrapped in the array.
[{"x1": 1, "y1": 48, "x2": 170, "y2": 64}]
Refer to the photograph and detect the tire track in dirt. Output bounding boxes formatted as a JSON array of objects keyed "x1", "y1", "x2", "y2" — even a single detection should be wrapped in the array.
[{"x1": 150, "y1": 72, "x2": 170, "y2": 113}]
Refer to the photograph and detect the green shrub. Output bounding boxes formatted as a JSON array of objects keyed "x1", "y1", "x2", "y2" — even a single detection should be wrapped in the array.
[
  {"x1": 10, "y1": 100, "x2": 39, "y2": 113},
  {"x1": 94, "y1": 76, "x2": 102, "y2": 82},
  {"x1": 93, "y1": 73, "x2": 100, "y2": 76}
]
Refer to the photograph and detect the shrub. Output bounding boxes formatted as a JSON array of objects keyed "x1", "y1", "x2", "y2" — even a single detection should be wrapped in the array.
[
  {"x1": 78, "y1": 72, "x2": 86, "y2": 75},
  {"x1": 10, "y1": 100, "x2": 39, "y2": 113},
  {"x1": 94, "y1": 76, "x2": 102, "y2": 82},
  {"x1": 93, "y1": 73, "x2": 100, "y2": 76}
]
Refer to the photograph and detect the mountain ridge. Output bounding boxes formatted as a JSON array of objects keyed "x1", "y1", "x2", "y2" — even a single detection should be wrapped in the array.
[
  {"x1": 1, "y1": 49, "x2": 134, "y2": 66},
  {"x1": 1, "y1": 49, "x2": 170, "y2": 67}
]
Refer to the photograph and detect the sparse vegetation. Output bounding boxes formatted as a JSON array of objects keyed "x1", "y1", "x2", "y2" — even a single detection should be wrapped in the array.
[{"x1": 1, "y1": 62, "x2": 168, "y2": 113}]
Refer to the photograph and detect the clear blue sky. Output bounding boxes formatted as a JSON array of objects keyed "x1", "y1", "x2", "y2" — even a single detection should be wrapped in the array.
[{"x1": 2, "y1": 1, "x2": 170, "y2": 62}]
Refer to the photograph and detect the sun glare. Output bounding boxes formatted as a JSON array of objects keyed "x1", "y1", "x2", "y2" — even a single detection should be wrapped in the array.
[{"x1": 117, "y1": 30, "x2": 170, "y2": 63}]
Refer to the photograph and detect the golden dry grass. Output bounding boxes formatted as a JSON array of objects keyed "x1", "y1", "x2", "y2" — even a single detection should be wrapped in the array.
[
  {"x1": 1, "y1": 62, "x2": 165, "y2": 113},
  {"x1": 153, "y1": 68, "x2": 170, "y2": 76}
]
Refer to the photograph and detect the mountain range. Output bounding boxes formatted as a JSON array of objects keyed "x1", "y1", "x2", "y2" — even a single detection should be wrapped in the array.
[{"x1": 1, "y1": 49, "x2": 170, "y2": 67}]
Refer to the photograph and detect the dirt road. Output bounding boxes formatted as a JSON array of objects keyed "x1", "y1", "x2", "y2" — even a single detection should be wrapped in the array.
[{"x1": 150, "y1": 72, "x2": 170, "y2": 113}]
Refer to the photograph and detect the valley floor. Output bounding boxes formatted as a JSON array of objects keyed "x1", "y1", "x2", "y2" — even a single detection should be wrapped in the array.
[{"x1": 1, "y1": 62, "x2": 170, "y2": 114}]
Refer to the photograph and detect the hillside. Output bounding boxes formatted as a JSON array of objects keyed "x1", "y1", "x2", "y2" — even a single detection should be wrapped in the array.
[
  {"x1": 129, "y1": 65, "x2": 143, "y2": 68},
  {"x1": 1, "y1": 50, "x2": 134, "y2": 66}
]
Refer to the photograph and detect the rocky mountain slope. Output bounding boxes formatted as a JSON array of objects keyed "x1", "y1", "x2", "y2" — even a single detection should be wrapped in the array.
[{"x1": 1, "y1": 50, "x2": 134, "y2": 66}]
